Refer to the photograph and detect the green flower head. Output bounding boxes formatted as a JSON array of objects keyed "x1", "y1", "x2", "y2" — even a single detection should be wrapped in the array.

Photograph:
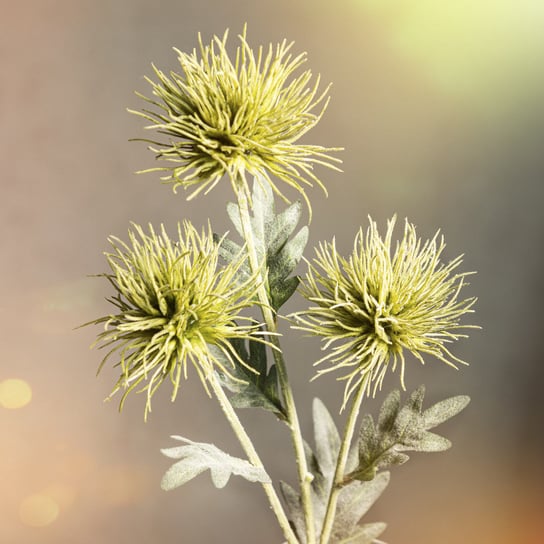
[
  {"x1": 132, "y1": 26, "x2": 341, "y2": 211},
  {"x1": 90, "y1": 221, "x2": 260, "y2": 418},
  {"x1": 293, "y1": 216, "x2": 477, "y2": 408}
]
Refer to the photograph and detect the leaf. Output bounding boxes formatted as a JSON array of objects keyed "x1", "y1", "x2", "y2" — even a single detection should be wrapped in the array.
[
  {"x1": 161, "y1": 436, "x2": 271, "y2": 490},
  {"x1": 279, "y1": 481, "x2": 308, "y2": 544},
  {"x1": 337, "y1": 522, "x2": 387, "y2": 544},
  {"x1": 270, "y1": 275, "x2": 300, "y2": 311},
  {"x1": 267, "y1": 200, "x2": 304, "y2": 255},
  {"x1": 350, "y1": 386, "x2": 470, "y2": 484},
  {"x1": 268, "y1": 226, "x2": 309, "y2": 284},
  {"x1": 413, "y1": 432, "x2": 451, "y2": 452},
  {"x1": 226, "y1": 202, "x2": 244, "y2": 238},
  {"x1": 377, "y1": 390, "x2": 401, "y2": 433},
  {"x1": 222, "y1": 176, "x2": 309, "y2": 310},
  {"x1": 332, "y1": 472, "x2": 390, "y2": 542},
  {"x1": 281, "y1": 397, "x2": 387, "y2": 543},
  {"x1": 313, "y1": 397, "x2": 341, "y2": 474},
  {"x1": 423, "y1": 395, "x2": 471, "y2": 428},
  {"x1": 214, "y1": 338, "x2": 286, "y2": 419}
]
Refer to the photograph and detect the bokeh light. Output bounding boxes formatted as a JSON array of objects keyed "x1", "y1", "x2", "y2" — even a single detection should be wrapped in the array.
[
  {"x1": 19, "y1": 494, "x2": 60, "y2": 528},
  {"x1": 355, "y1": 0, "x2": 544, "y2": 107},
  {"x1": 0, "y1": 379, "x2": 32, "y2": 409}
]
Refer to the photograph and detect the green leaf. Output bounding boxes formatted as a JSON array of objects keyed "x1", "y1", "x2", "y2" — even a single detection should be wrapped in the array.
[
  {"x1": 268, "y1": 226, "x2": 309, "y2": 284},
  {"x1": 332, "y1": 472, "x2": 390, "y2": 542},
  {"x1": 267, "y1": 200, "x2": 303, "y2": 255},
  {"x1": 377, "y1": 390, "x2": 401, "y2": 433},
  {"x1": 279, "y1": 481, "x2": 307, "y2": 544},
  {"x1": 413, "y1": 432, "x2": 451, "y2": 452},
  {"x1": 161, "y1": 436, "x2": 270, "y2": 490},
  {"x1": 270, "y1": 275, "x2": 300, "y2": 310},
  {"x1": 423, "y1": 395, "x2": 471, "y2": 428},
  {"x1": 313, "y1": 397, "x2": 341, "y2": 473},
  {"x1": 222, "y1": 176, "x2": 309, "y2": 310},
  {"x1": 358, "y1": 415, "x2": 377, "y2": 467},
  {"x1": 214, "y1": 339, "x2": 286, "y2": 419},
  {"x1": 351, "y1": 386, "x2": 470, "y2": 483},
  {"x1": 281, "y1": 397, "x2": 387, "y2": 543}
]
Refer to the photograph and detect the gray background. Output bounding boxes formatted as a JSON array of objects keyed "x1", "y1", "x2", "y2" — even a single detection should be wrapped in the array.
[{"x1": 1, "y1": 1, "x2": 543, "y2": 543}]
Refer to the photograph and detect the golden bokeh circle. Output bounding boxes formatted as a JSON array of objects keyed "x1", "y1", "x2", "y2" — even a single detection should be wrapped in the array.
[
  {"x1": 0, "y1": 379, "x2": 32, "y2": 409},
  {"x1": 19, "y1": 494, "x2": 59, "y2": 527}
]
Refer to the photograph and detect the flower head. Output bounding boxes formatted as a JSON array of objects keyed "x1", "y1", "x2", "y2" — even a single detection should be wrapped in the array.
[
  {"x1": 90, "y1": 221, "x2": 260, "y2": 418},
  {"x1": 131, "y1": 26, "x2": 341, "y2": 210},
  {"x1": 293, "y1": 216, "x2": 477, "y2": 407}
]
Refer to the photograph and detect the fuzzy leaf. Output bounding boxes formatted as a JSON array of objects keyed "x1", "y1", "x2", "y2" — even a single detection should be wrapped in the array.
[
  {"x1": 161, "y1": 436, "x2": 270, "y2": 490},
  {"x1": 313, "y1": 397, "x2": 341, "y2": 473},
  {"x1": 350, "y1": 386, "x2": 469, "y2": 483},
  {"x1": 251, "y1": 178, "x2": 274, "y2": 244},
  {"x1": 270, "y1": 275, "x2": 300, "y2": 311},
  {"x1": 337, "y1": 522, "x2": 388, "y2": 544},
  {"x1": 332, "y1": 472, "x2": 390, "y2": 542},
  {"x1": 283, "y1": 398, "x2": 387, "y2": 543},
  {"x1": 279, "y1": 481, "x2": 307, "y2": 544},
  {"x1": 423, "y1": 395, "x2": 471, "y2": 428},
  {"x1": 377, "y1": 390, "x2": 401, "y2": 433},
  {"x1": 358, "y1": 415, "x2": 377, "y2": 465},
  {"x1": 223, "y1": 177, "x2": 309, "y2": 310},
  {"x1": 214, "y1": 338, "x2": 286, "y2": 419},
  {"x1": 268, "y1": 226, "x2": 309, "y2": 284},
  {"x1": 267, "y1": 200, "x2": 303, "y2": 255},
  {"x1": 411, "y1": 432, "x2": 451, "y2": 452},
  {"x1": 226, "y1": 202, "x2": 244, "y2": 238}
]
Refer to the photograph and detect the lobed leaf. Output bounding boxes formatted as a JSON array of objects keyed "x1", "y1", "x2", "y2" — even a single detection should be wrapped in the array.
[
  {"x1": 332, "y1": 472, "x2": 390, "y2": 542},
  {"x1": 214, "y1": 338, "x2": 286, "y2": 419},
  {"x1": 283, "y1": 397, "x2": 387, "y2": 543},
  {"x1": 222, "y1": 177, "x2": 309, "y2": 310},
  {"x1": 161, "y1": 436, "x2": 270, "y2": 490},
  {"x1": 267, "y1": 200, "x2": 303, "y2": 255},
  {"x1": 351, "y1": 386, "x2": 469, "y2": 484}
]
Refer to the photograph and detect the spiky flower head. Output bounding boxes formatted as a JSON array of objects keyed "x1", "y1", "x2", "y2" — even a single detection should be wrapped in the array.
[
  {"x1": 293, "y1": 216, "x2": 477, "y2": 408},
  {"x1": 131, "y1": 26, "x2": 341, "y2": 211},
  {"x1": 90, "y1": 221, "x2": 260, "y2": 418}
]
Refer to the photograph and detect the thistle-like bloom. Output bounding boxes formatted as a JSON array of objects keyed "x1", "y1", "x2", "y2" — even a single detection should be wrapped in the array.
[
  {"x1": 293, "y1": 216, "x2": 477, "y2": 407},
  {"x1": 90, "y1": 221, "x2": 260, "y2": 418},
  {"x1": 131, "y1": 27, "x2": 341, "y2": 210}
]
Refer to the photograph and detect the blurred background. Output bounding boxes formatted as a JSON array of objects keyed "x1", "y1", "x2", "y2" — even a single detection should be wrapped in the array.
[{"x1": 1, "y1": 1, "x2": 543, "y2": 542}]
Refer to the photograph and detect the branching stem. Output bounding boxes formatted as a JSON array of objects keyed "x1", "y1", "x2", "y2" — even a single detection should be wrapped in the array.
[{"x1": 234, "y1": 174, "x2": 316, "y2": 544}]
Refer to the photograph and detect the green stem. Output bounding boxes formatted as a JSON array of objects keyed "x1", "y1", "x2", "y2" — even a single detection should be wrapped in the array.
[
  {"x1": 208, "y1": 373, "x2": 298, "y2": 544},
  {"x1": 234, "y1": 175, "x2": 316, "y2": 544},
  {"x1": 319, "y1": 382, "x2": 366, "y2": 544}
]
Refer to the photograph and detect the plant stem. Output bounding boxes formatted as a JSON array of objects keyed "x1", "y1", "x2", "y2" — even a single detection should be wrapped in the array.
[
  {"x1": 208, "y1": 373, "x2": 298, "y2": 544},
  {"x1": 319, "y1": 382, "x2": 366, "y2": 544},
  {"x1": 234, "y1": 175, "x2": 316, "y2": 544}
]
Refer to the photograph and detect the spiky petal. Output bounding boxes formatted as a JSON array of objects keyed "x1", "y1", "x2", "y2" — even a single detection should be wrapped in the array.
[
  {"x1": 131, "y1": 27, "x2": 341, "y2": 211},
  {"x1": 89, "y1": 221, "x2": 261, "y2": 418},
  {"x1": 293, "y1": 216, "x2": 477, "y2": 408}
]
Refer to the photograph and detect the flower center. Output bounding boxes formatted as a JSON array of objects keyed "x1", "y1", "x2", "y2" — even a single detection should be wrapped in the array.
[{"x1": 373, "y1": 308, "x2": 399, "y2": 346}]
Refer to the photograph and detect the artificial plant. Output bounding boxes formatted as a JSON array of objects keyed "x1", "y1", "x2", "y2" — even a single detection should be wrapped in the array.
[{"x1": 87, "y1": 26, "x2": 477, "y2": 544}]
